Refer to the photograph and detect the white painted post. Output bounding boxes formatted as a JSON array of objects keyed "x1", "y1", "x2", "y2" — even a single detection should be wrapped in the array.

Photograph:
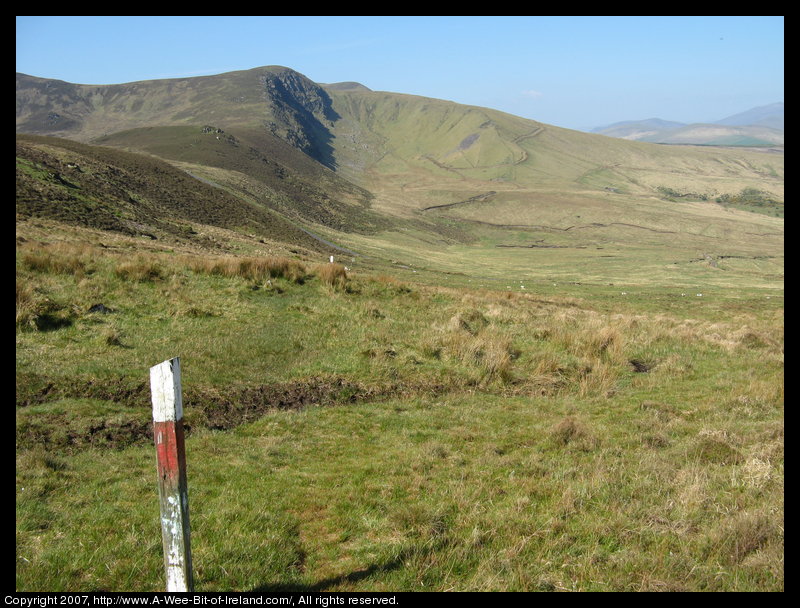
[{"x1": 150, "y1": 357, "x2": 194, "y2": 592}]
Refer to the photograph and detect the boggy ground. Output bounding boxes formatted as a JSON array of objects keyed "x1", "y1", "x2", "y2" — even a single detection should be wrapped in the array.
[{"x1": 16, "y1": 372, "x2": 454, "y2": 451}]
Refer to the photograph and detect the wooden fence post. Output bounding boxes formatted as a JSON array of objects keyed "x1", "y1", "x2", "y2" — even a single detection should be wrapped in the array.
[{"x1": 150, "y1": 357, "x2": 194, "y2": 592}]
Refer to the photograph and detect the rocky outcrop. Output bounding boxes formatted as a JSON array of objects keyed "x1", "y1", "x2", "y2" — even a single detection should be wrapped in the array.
[{"x1": 261, "y1": 68, "x2": 339, "y2": 168}]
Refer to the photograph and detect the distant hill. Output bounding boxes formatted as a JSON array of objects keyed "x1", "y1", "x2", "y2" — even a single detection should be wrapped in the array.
[
  {"x1": 592, "y1": 103, "x2": 784, "y2": 146},
  {"x1": 639, "y1": 123, "x2": 783, "y2": 147},
  {"x1": 716, "y1": 102, "x2": 784, "y2": 130},
  {"x1": 590, "y1": 118, "x2": 687, "y2": 140}
]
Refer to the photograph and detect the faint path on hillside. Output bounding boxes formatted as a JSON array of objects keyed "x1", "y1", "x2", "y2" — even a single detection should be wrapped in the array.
[
  {"x1": 510, "y1": 126, "x2": 544, "y2": 165},
  {"x1": 514, "y1": 126, "x2": 545, "y2": 145},
  {"x1": 420, "y1": 191, "x2": 497, "y2": 212},
  {"x1": 453, "y1": 217, "x2": 681, "y2": 235},
  {"x1": 422, "y1": 154, "x2": 466, "y2": 178},
  {"x1": 292, "y1": 225, "x2": 360, "y2": 257}
]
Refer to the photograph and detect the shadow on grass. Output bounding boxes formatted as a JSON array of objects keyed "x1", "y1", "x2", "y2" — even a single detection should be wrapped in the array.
[
  {"x1": 250, "y1": 559, "x2": 403, "y2": 593},
  {"x1": 249, "y1": 540, "x2": 446, "y2": 592}
]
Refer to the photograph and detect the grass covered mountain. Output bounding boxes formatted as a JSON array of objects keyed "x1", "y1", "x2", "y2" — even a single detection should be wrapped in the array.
[
  {"x1": 17, "y1": 65, "x2": 784, "y2": 288},
  {"x1": 16, "y1": 67, "x2": 784, "y2": 591}
]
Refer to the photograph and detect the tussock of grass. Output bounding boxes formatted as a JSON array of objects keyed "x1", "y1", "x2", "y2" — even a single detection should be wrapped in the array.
[
  {"x1": 114, "y1": 255, "x2": 165, "y2": 282},
  {"x1": 16, "y1": 277, "x2": 73, "y2": 331},
  {"x1": 692, "y1": 434, "x2": 744, "y2": 464},
  {"x1": 426, "y1": 312, "x2": 517, "y2": 384},
  {"x1": 189, "y1": 255, "x2": 308, "y2": 284},
  {"x1": 707, "y1": 510, "x2": 781, "y2": 565},
  {"x1": 577, "y1": 358, "x2": 619, "y2": 398},
  {"x1": 20, "y1": 242, "x2": 95, "y2": 277},
  {"x1": 447, "y1": 309, "x2": 488, "y2": 335},
  {"x1": 316, "y1": 262, "x2": 348, "y2": 290},
  {"x1": 100, "y1": 326, "x2": 125, "y2": 347},
  {"x1": 550, "y1": 415, "x2": 598, "y2": 451},
  {"x1": 16, "y1": 278, "x2": 41, "y2": 328}
]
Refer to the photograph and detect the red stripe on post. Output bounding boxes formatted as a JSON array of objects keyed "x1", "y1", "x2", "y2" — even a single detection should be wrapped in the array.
[{"x1": 154, "y1": 420, "x2": 185, "y2": 485}]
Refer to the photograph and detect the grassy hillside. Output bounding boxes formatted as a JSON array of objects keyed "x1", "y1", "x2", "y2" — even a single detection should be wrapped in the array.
[
  {"x1": 16, "y1": 66, "x2": 783, "y2": 592},
  {"x1": 93, "y1": 126, "x2": 388, "y2": 235},
  {"x1": 310, "y1": 89, "x2": 782, "y2": 291},
  {"x1": 16, "y1": 133, "x2": 337, "y2": 257},
  {"x1": 325, "y1": 88, "x2": 783, "y2": 196}
]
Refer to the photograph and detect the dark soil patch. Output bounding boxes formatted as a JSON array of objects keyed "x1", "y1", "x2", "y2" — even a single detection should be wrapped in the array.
[
  {"x1": 16, "y1": 372, "x2": 452, "y2": 452},
  {"x1": 629, "y1": 358, "x2": 657, "y2": 373},
  {"x1": 17, "y1": 415, "x2": 153, "y2": 452},
  {"x1": 16, "y1": 372, "x2": 150, "y2": 409},
  {"x1": 88, "y1": 303, "x2": 115, "y2": 314}
]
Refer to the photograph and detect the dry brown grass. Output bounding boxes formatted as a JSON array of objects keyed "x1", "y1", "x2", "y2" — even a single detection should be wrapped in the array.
[
  {"x1": 114, "y1": 255, "x2": 165, "y2": 282},
  {"x1": 19, "y1": 242, "x2": 94, "y2": 277},
  {"x1": 316, "y1": 262, "x2": 348, "y2": 290},
  {"x1": 16, "y1": 275, "x2": 69, "y2": 330},
  {"x1": 577, "y1": 358, "x2": 620, "y2": 398},
  {"x1": 424, "y1": 311, "x2": 518, "y2": 384},
  {"x1": 16, "y1": 277, "x2": 41, "y2": 328},
  {"x1": 187, "y1": 255, "x2": 307, "y2": 283},
  {"x1": 550, "y1": 415, "x2": 598, "y2": 451}
]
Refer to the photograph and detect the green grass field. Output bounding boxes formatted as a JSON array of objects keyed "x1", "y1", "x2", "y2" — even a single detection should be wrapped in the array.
[{"x1": 16, "y1": 225, "x2": 783, "y2": 591}]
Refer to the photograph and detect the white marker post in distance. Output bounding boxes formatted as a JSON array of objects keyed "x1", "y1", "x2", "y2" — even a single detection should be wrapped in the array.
[{"x1": 150, "y1": 357, "x2": 194, "y2": 592}]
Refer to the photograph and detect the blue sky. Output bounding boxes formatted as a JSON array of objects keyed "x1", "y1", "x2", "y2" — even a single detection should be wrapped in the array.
[{"x1": 16, "y1": 16, "x2": 784, "y2": 131}]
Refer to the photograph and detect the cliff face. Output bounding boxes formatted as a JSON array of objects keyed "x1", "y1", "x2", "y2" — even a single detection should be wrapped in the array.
[{"x1": 260, "y1": 68, "x2": 339, "y2": 168}]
